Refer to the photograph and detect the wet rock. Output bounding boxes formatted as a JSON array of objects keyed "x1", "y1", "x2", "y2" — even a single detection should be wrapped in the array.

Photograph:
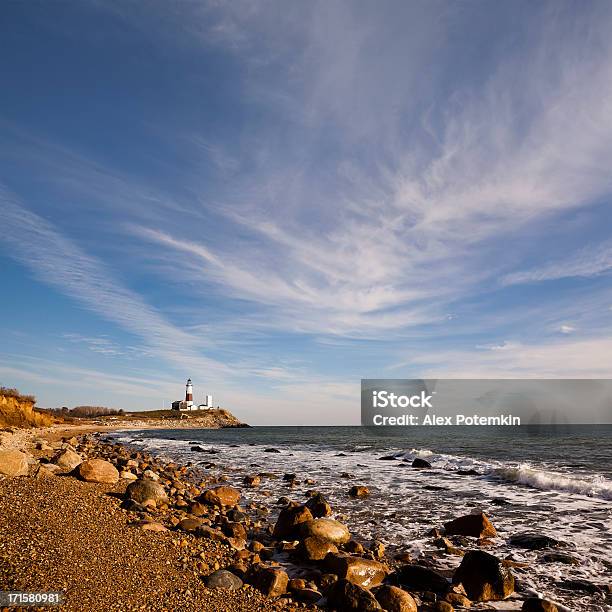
[
  {"x1": 491, "y1": 497, "x2": 511, "y2": 505},
  {"x1": 264, "y1": 448, "x2": 281, "y2": 453},
  {"x1": 300, "y1": 518, "x2": 351, "y2": 544},
  {"x1": 293, "y1": 587, "x2": 322, "y2": 603},
  {"x1": 54, "y1": 449, "x2": 82, "y2": 471},
  {"x1": 283, "y1": 473, "x2": 297, "y2": 481},
  {"x1": 433, "y1": 537, "x2": 464, "y2": 556},
  {"x1": 273, "y1": 504, "x2": 313, "y2": 539},
  {"x1": 204, "y1": 569, "x2": 243, "y2": 590},
  {"x1": 378, "y1": 455, "x2": 398, "y2": 460},
  {"x1": 411, "y1": 457, "x2": 432, "y2": 468},
  {"x1": 200, "y1": 486, "x2": 241, "y2": 507},
  {"x1": 327, "y1": 579, "x2": 382, "y2": 611},
  {"x1": 325, "y1": 554, "x2": 387, "y2": 588},
  {"x1": 444, "y1": 512, "x2": 497, "y2": 538},
  {"x1": 370, "y1": 541, "x2": 385, "y2": 559},
  {"x1": 252, "y1": 567, "x2": 289, "y2": 597},
  {"x1": 299, "y1": 536, "x2": 338, "y2": 561},
  {"x1": 509, "y1": 533, "x2": 565, "y2": 550},
  {"x1": 432, "y1": 602, "x2": 454, "y2": 612},
  {"x1": 457, "y1": 469, "x2": 479, "y2": 475},
  {"x1": 244, "y1": 474, "x2": 261, "y2": 487},
  {"x1": 444, "y1": 591, "x2": 471, "y2": 607},
  {"x1": 396, "y1": 564, "x2": 449, "y2": 593},
  {"x1": 453, "y1": 550, "x2": 514, "y2": 601},
  {"x1": 345, "y1": 540, "x2": 365, "y2": 554},
  {"x1": 78, "y1": 459, "x2": 119, "y2": 484},
  {"x1": 349, "y1": 485, "x2": 370, "y2": 498},
  {"x1": 522, "y1": 598, "x2": 558, "y2": 612},
  {"x1": 305, "y1": 492, "x2": 333, "y2": 517},
  {"x1": 375, "y1": 585, "x2": 417, "y2": 612},
  {"x1": 557, "y1": 579, "x2": 601, "y2": 593},
  {"x1": 0, "y1": 449, "x2": 30, "y2": 477},
  {"x1": 540, "y1": 552, "x2": 579, "y2": 565}
]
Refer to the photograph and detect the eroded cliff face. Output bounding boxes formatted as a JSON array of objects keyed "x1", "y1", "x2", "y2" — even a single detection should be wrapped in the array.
[{"x1": 0, "y1": 394, "x2": 54, "y2": 428}]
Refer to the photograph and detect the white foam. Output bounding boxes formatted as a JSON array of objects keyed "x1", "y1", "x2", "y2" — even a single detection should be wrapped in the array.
[{"x1": 490, "y1": 464, "x2": 612, "y2": 500}]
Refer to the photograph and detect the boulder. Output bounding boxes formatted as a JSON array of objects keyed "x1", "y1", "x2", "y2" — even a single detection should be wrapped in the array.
[
  {"x1": 396, "y1": 564, "x2": 449, "y2": 593},
  {"x1": 453, "y1": 550, "x2": 514, "y2": 601},
  {"x1": 299, "y1": 518, "x2": 351, "y2": 544},
  {"x1": 139, "y1": 521, "x2": 168, "y2": 532},
  {"x1": 251, "y1": 567, "x2": 288, "y2": 597},
  {"x1": 444, "y1": 512, "x2": 497, "y2": 538},
  {"x1": 522, "y1": 598, "x2": 558, "y2": 612},
  {"x1": 244, "y1": 474, "x2": 261, "y2": 487},
  {"x1": 375, "y1": 585, "x2": 417, "y2": 612},
  {"x1": 0, "y1": 449, "x2": 30, "y2": 477},
  {"x1": 126, "y1": 479, "x2": 168, "y2": 505},
  {"x1": 325, "y1": 554, "x2": 387, "y2": 588},
  {"x1": 273, "y1": 505, "x2": 313, "y2": 539},
  {"x1": 78, "y1": 459, "x2": 119, "y2": 484},
  {"x1": 411, "y1": 457, "x2": 432, "y2": 468},
  {"x1": 204, "y1": 569, "x2": 243, "y2": 590},
  {"x1": 299, "y1": 536, "x2": 338, "y2": 561},
  {"x1": 201, "y1": 486, "x2": 241, "y2": 507},
  {"x1": 432, "y1": 602, "x2": 454, "y2": 612},
  {"x1": 349, "y1": 485, "x2": 370, "y2": 498},
  {"x1": 178, "y1": 517, "x2": 204, "y2": 532},
  {"x1": 509, "y1": 533, "x2": 564, "y2": 550},
  {"x1": 540, "y1": 552, "x2": 579, "y2": 565},
  {"x1": 327, "y1": 579, "x2": 382, "y2": 611},
  {"x1": 305, "y1": 492, "x2": 333, "y2": 517},
  {"x1": 54, "y1": 449, "x2": 82, "y2": 471}
]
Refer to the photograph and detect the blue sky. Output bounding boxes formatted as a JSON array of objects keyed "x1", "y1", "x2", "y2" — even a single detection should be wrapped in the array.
[{"x1": 1, "y1": 1, "x2": 612, "y2": 424}]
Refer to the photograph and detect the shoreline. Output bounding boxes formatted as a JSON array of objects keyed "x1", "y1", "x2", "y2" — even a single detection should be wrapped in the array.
[{"x1": 0, "y1": 424, "x2": 605, "y2": 611}]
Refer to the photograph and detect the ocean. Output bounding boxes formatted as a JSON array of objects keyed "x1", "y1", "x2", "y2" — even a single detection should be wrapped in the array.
[{"x1": 110, "y1": 425, "x2": 612, "y2": 611}]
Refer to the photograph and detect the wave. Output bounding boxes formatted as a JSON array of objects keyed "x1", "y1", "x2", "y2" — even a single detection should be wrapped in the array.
[
  {"x1": 398, "y1": 447, "x2": 612, "y2": 500},
  {"x1": 490, "y1": 464, "x2": 612, "y2": 500}
]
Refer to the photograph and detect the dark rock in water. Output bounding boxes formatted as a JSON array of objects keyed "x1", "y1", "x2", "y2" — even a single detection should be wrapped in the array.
[
  {"x1": 305, "y1": 492, "x2": 333, "y2": 517},
  {"x1": 327, "y1": 579, "x2": 382, "y2": 611},
  {"x1": 396, "y1": 564, "x2": 449, "y2": 593},
  {"x1": 411, "y1": 458, "x2": 432, "y2": 468},
  {"x1": 444, "y1": 512, "x2": 497, "y2": 538},
  {"x1": 375, "y1": 585, "x2": 417, "y2": 612},
  {"x1": 264, "y1": 448, "x2": 281, "y2": 453},
  {"x1": 457, "y1": 469, "x2": 480, "y2": 475},
  {"x1": 453, "y1": 550, "x2": 514, "y2": 601},
  {"x1": 251, "y1": 567, "x2": 289, "y2": 597},
  {"x1": 423, "y1": 485, "x2": 448, "y2": 491},
  {"x1": 491, "y1": 497, "x2": 511, "y2": 505},
  {"x1": 509, "y1": 533, "x2": 565, "y2": 550},
  {"x1": 522, "y1": 598, "x2": 558, "y2": 611},
  {"x1": 349, "y1": 485, "x2": 369, "y2": 498},
  {"x1": 341, "y1": 472, "x2": 354, "y2": 478},
  {"x1": 273, "y1": 505, "x2": 313, "y2": 539},
  {"x1": 336, "y1": 452, "x2": 348, "y2": 457},
  {"x1": 378, "y1": 455, "x2": 398, "y2": 460},
  {"x1": 283, "y1": 473, "x2": 297, "y2": 481},
  {"x1": 191, "y1": 446, "x2": 219, "y2": 454},
  {"x1": 204, "y1": 569, "x2": 243, "y2": 590},
  {"x1": 541, "y1": 552, "x2": 579, "y2": 565},
  {"x1": 557, "y1": 579, "x2": 601, "y2": 593}
]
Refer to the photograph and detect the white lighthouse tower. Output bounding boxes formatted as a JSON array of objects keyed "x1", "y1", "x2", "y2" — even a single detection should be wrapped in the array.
[{"x1": 185, "y1": 378, "x2": 193, "y2": 409}]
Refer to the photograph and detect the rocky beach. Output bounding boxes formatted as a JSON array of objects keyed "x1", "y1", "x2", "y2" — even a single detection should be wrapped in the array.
[{"x1": 2, "y1": 423, "x2": 609, "y2": 612}]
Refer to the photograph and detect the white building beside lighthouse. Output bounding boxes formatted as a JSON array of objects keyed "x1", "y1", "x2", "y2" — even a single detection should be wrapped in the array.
[{"x1": 171, "y1": 378, "x2": 213, "y2": 411}]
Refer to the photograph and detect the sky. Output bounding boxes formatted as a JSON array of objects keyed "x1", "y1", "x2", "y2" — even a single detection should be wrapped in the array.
[{"x1": 1, "y1": 1, "x2": 612, "y2": 425}]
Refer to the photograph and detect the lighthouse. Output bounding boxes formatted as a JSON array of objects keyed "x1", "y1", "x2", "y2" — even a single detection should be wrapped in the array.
[{"x1": 185, "y1": 378, "x2": 193, "y2": 408}]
